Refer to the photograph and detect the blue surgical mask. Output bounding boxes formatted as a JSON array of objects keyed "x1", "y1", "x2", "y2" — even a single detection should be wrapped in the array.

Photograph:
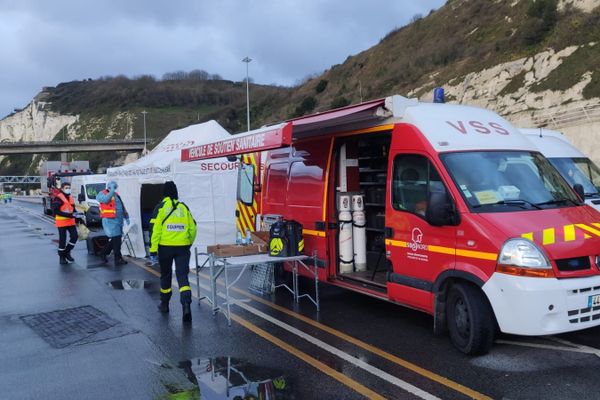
[{"x1": 63, "y1": 189, "x2": 71, "y2": 195}]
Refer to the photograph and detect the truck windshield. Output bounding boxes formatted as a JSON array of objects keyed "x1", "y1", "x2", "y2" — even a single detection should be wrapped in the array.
[
  {"x1": 86, "y1": 183, "x2": 106, "y2": 200},
  {"x1": 548, "y1": 157, "x2": 600, "y2": 197},
  {"x1": 441, "y1": 151, "x2": 580, "y2": 212}
]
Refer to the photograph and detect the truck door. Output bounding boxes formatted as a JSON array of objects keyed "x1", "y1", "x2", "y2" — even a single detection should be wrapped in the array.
[{"x1": 385, "y1": 153, "x2": 457, "y2": 309}]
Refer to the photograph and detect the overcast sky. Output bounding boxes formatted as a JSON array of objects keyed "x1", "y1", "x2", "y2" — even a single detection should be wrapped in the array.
[{"x1": 0, "y1": 0, "x2": 445, "y2": 118}]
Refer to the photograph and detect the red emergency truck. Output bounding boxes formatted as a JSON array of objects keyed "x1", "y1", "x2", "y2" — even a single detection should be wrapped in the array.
[{"x1": 182, "y1": 95, "x2": 600, "y2": 354}]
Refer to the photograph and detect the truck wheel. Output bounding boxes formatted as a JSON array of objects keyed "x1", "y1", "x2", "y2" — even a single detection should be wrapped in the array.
[{"x1": 446, "y1": 283, "x2": 495, "y2": 355}]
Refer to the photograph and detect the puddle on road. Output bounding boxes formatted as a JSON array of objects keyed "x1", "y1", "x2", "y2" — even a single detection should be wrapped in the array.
[
  {"x1": 161, "y1": 357, "x2": 293, "y2": 399},
  {"x1": 106, "y1": 280, "x2": 151, "y2": 290}
]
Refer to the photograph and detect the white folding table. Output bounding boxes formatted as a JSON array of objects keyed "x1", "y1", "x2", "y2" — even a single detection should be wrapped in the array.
[{"x1": 196, "y1": 252, "x2": 319, "y2": 326}]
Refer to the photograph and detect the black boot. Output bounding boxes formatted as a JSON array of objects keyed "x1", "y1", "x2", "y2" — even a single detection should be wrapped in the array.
[
  {"x1": 157, "y1": 301, "x2": 169, "y2": 313},
  {"x1": 65, "y1": 251, "x2": 74, "y2": 262},
  {"x1": 182, "y1": 303, "x2": 192, "y2": 323},
  {"x1": 58, "y1": 251, "x2": 68, "y2": 265}
]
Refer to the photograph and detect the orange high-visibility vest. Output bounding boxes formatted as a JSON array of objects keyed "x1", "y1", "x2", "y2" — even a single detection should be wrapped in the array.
[
  {"x1": 99, "y1": 189, "x2": 118, "y2": 219},
  {"x1": 55, "y1": 192, "x2": 75, "y2": 228}
]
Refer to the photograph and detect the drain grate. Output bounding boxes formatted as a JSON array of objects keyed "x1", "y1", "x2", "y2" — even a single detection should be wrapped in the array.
[{"x1": 20, "y1": 305, "x2": 119, "y2": 348}]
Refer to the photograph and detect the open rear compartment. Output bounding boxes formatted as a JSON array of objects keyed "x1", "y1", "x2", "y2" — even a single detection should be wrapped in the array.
[{"x1": 333, "y1": 132, "x2": 391, "y2": 292}]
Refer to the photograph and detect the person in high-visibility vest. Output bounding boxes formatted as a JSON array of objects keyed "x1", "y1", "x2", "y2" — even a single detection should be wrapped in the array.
[
  {"x1": 150, "y1": 181, "x2": 197, "y2": 323},
  {"x1": 97, "y1": 180, "x2": 129, "y2": 266},
  {"x1": 52, "y1": 182, "x2": 78, "y2": 265}
]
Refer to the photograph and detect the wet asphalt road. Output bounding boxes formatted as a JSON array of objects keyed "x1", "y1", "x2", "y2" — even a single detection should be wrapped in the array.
[{"x1": 2, "y1": 198, "x2": 600, "y2": 400}]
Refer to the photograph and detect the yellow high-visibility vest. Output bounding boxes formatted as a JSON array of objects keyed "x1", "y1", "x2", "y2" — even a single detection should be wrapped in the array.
[{"x1": 150, "y1": 197, "x2": 196, "y2": 252}]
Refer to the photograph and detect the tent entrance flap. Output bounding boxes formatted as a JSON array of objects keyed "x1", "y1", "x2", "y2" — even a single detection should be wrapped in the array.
[
  {"x1": 181, "y1": 123, "x2": 292, "y2": 162},
  {"x1": 140, "y1": 183, "x2": 164, "y2": 230}
]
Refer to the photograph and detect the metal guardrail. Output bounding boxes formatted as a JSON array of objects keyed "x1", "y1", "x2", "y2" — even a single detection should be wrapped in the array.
[
  {"x1": 0, "y1": 176, "x2": 41, "y2": 184},
  {"x1": 510, "y1": 104, "x2": 600, "y2": 129}
]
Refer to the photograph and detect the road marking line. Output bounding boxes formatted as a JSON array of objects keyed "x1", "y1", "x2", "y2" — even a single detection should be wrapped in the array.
[
  {"x1": 547, "y1": 336, "x2": 600, "y2": 358},
  {"x1": 11, "y1": 204, "x2": 486, "y2": 398},
  {"x1": 497, "y1": 339, "x2": 600, "y2": 357},
  {"x1": 229, "y1": 292, "x2": 440, "y2": 400},
  {"x1": 231, "y1": 315, "x2": 387, "y2": 400},
  {"x1": 195, "y1": 271, "x2": 490, "y2": 400},
  {"x1": 135, "y1": 262, "x2": 388, "y2": 399}
]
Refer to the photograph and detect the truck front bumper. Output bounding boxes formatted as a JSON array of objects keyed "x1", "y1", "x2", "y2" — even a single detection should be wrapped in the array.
[{"x1": 483, "y1": 272, "x2": 600, "y2": 335}]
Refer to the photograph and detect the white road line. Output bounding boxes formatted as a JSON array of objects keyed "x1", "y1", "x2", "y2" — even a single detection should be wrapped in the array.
[
  {"x1": 13, "y1": 204, "x2": 55, "y2": 225},
  {"x1": 191, "y1": 279, "x2": 441, "y2": 400},
  {"x1": 496, "y1": 339, "x2": 600, "y2": 356},
  {"x1": 547, "y1": 336, "x2": 600, "y2": 358}
]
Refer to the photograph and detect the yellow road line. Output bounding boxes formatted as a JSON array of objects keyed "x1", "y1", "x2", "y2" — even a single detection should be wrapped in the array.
[
  {"x1": 197, "y1": 272, "x2": 492, "y2": 400},
  {"x1": 133, "y1": 261, "x2": 386, "y2": 400},
  {"x1": 231, "y1": 314, "x2": 386, "y2": 400}
]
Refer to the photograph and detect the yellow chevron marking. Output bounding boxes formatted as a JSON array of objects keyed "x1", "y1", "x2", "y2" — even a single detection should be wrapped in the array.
[
  {"x1": 542, "y1": 228, "x2": 555, "y2": 245},
  {"x1": 575, "y1": 223, "x2": 600, "y2": 237},
  {"x1": 563, "y1": 225, "x2": 576, "y2": 242},
  {"x1": 521, "y1": 232, "x2": 534, "y2": 241}
]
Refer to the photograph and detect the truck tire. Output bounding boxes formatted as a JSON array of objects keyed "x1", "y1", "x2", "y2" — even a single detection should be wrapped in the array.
[{"x1": 446, "y1": 282, "x2": 495, "y2": 355}]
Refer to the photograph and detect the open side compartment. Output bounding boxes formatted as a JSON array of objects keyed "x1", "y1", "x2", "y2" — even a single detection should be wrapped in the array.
[{"x1": 332, "y1": 132, "x2": 392, "y2": 292}]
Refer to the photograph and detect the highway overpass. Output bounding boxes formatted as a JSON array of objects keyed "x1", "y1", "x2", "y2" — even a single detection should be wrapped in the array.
[{"x1": 0, "y1": 139, "x2": 146, "y2": 155}]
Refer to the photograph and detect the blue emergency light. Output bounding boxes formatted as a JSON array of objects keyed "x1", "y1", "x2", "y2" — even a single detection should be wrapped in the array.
[{"x1": 433, "y1": 87, "x2": 445, "y2": 103}]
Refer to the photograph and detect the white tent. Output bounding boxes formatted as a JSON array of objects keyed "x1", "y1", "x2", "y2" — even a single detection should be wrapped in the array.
[{"x1": 107, "y1": 120, "x2": 239, "y2": 260}]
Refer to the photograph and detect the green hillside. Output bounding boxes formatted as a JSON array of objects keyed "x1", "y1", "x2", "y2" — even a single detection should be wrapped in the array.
[
  {"x1": 282, "y1": 0, "x2": 600, "y2": 118},
  {"x1": 0, "y1": 74, "x2": 292, "y2": 174}
]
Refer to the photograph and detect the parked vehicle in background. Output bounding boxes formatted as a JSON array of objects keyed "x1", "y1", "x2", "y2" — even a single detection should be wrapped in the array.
[
  {"x1": 71, "y1": 174, "x2": 107, "y2": 226},
  {"x1": 521, "y1": 128, "x2": 600, "y2": 212},
  {"x1": 183, "y1": 94, "x2": 600, "y2": 355},
  {"x1": 41, "y1": 161, "x2": 93, "y2": 216}
]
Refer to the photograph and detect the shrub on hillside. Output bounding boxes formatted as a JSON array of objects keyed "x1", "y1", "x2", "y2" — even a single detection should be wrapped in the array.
[
  {"x1": 521, "y1": 0, "x2": 558, "y2": 45},
  {"x1": 315, "y1": 79, "x2": 328, "y2": 94},
  {"x1": 293, "y1": 96, "x2": 317, "y2": 117},
  {"x1": 330, "y1": 97, "x2": 350, "y2": 109}
]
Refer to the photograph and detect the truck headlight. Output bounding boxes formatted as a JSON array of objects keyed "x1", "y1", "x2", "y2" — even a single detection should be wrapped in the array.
[{"x1": 497, "y1": 238, "x2": 554, "y2": 278}]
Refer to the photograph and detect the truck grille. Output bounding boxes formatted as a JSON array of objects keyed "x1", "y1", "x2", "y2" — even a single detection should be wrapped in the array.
[{"x1": 567, "y1": 285, "x2": 600, "y2": 324}]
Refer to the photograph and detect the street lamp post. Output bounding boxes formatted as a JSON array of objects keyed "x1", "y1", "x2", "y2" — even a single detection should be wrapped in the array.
[
  {"x1": 242, "y1": 56, "x2": 252, "y2": 131},
  {"x1": 141, "y1": 110, "x2": 148, "y2": 153}
]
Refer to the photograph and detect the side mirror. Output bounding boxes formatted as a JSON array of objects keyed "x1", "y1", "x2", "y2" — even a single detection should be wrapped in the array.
[
  {"x1": 78, "y1": 193, "x2": 85, "y2": 203},
  {"x1": 237, "y1": 162, "x2": 255, "y2": 205},
  {"x1": 573, "y1": 183, "x2": 585, "y2": 201},
  {"x1": 426, "y1": 191, "x2": 459, "y2": 227}
]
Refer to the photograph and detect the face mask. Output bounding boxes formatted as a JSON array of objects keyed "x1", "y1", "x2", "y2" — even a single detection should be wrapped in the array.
[{"x1": 63, "y1": 189, "x2": 71, "y2": 195}]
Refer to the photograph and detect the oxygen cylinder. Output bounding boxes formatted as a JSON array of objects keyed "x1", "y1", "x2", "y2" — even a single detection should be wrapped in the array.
[
  {"x1": 338, "y1": 194, "x2": 354, "y2": 274},
  {"x1": 352, "y1": 194, "x2": 367, "y2": 272}
]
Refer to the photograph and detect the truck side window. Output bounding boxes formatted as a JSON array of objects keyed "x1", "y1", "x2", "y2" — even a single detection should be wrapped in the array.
[{"x1": 392, "y1": 155, "x2": 447, "y2": 218}]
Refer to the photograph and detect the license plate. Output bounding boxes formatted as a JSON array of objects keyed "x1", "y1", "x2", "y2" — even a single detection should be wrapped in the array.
[{"x1": 589, "y1": 294, "x2": 600, "y2": 308}]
